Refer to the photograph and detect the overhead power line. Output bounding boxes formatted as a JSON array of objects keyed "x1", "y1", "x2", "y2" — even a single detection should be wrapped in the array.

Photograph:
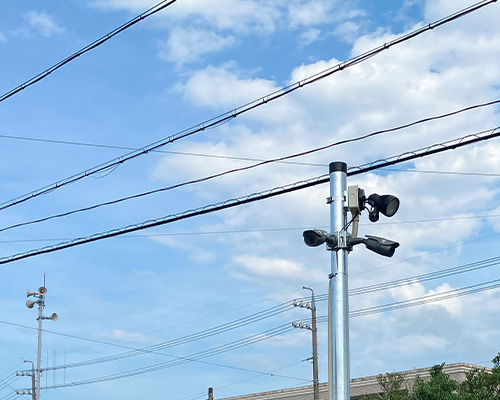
[
  {"x1": 299, "y1": 255, "x2": 500, "y2": 303},
  {"x1": 42, "y1": 302, "x2": 294, "y2": 372},
  {"x1": 0, "y1": 0, "x2": 179, "y2": 104},
  {"x1": 27, "y1": 275, "x2": 500, "y2": 392},
  {"x1": 350, "y1": 277, "x2": 500, "y2": 318},
  {"x1": 0, "y1": 133, "x2": 323, "y2": 167},
  {"x1": 1, "y1": 97, "x2": 499, "y2": 166},
  {"x1": 2, "y1": 212, "x2": 500, "y2": 245},
  {"x1": 34, "y1": 254, "x2": 500, "y2": 374},
  {"x1": 302, "y1": 278, "x2": 500, "y2": 322},
  {"x1": 1, "y1": 0, "x2": 496, "y2": 212},
  {"x1": 3, "y1": 98, "x2": 499, "y2": 235},
  {"x1": 1, "y1": 126, "x2": 499, "y2": 266},
  {"x1": 37, "y1": 325, "x2": 298, "y2": 390}
]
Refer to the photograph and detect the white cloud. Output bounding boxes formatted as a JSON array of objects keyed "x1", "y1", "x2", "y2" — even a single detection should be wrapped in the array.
[
  {"x1": 0, "y1": 32, "x2": 6, "y2": 42},
  {"x1": 100, "y1": 329, "x2": 157, "y2": 343},
  {"x1": 287, "y1": 0, "x2": 365, "y2": 29},
  {"x1": 90, "y1": 0, "x2": 158, "y2": 12},
  {"x1": 333, "y1": 21, "x2": 360, "y2": 43},
  {"x1": 488, "y1": 206, "x2": 500, "y2": 231},
  {"x1": 288, "y1": 0, "x2": 336, "y2": 28},
  {"x1": 89, "y1": 0, "x2": 369, "y2": 65},
  {"x1": 149, "y1": 235, "x2": 217, "y2": 264},
  {"x1": 24, "y1": 11, "x2": 65, "y2": 37},
  {"x1": 231, "y1": 254, "x2": 304, "y2": 278},
  {"x1": 91, "y1": 0, "x2": 281, "y2": 34},
  {"x1": 152, "y1": 3, "x2": 500, "y2": 330},
  {"x1": 300, "y1": 28, "x2": 322, "y2": 46},
  {"x1": 180, "y1": 64, "x2": 277, "y2": 108},
  {"x1": 390, "y1": 281, "x2": 463, "y2": 316},
  {"x1": 158, "y1": 28, "x2": 236, "y2": 67}
]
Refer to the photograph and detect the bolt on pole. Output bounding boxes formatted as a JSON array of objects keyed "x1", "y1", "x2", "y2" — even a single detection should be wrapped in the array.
[{"x1": 328, "y1": 161, "x2": 350, "y2": 400}]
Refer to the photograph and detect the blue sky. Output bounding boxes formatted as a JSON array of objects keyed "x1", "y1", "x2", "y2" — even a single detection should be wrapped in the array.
[{"x1": 1, "y1": 1, "x2": 500, "y2": 399}]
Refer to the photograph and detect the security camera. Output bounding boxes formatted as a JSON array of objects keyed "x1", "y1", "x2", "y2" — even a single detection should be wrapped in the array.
[
  {"x1": 303, "y1": 229, "x2": 337, "y2": 248},
  {"x1": 363, "y1": 235, "x2": 399, "y2": 257}
]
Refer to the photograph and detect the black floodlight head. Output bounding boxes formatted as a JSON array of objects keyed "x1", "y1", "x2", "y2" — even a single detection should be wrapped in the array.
[
  {"x1": 366, "y1": 194, "x2": 400, "y2": 222},
  {"x1": 363, "y1": 235, "x2": 400, "y2": 257},
  {"x1": 303, "y1": 229, "x2": 337, "y2": 248}
]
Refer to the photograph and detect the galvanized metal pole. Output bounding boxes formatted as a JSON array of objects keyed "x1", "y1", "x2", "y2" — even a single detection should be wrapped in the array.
[{"x1": 328, "y1": 161, "x2": 350, "y2": 400}]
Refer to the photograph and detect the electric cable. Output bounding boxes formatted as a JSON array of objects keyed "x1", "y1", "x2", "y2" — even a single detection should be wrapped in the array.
[
  {"x1": 3, "y1": 98, "x2": 498, "y2": 236},
  {"x1": 24, "y1": 275, "x2": 500, "y2": 392},
  {"x1": 296, "y1": 255, "x2": 500, "y2": 304},
  {"x1": 1, "y1": 0, "x2": 496, "y2": 212},
  {"x1": 36, "y1": 325, "x2": 297, "y2": 390},
  {"x1": 0, "y1": 376, "x2": 18, "y2": 392},
  {"x1": 0, "y1": 394, "x2": 19, "y2": 400},
  {"x1": 0, "y1": 302, "x2": 293, "y2": 371},
  {"x1": 350, "y1": 277, "x2": 500, "y2": 318},
  {"x1": 2, "y1": 212, "x2": 500, "y2": 245},
  {"x1": 35, "y1": 254, "x2": 500, "y2": 374},
  {"x1": 381, "y1": 168, "x2": 500, "y2": 177},
  {"x1": 292, "y1": 278, "x2": 500, "y2": 323},
  {"x1": 171, "y1": 360, "x2": 308, "y2": 400},
  {"x1": 41, "y1": 302, "x2": 294, "y2": 372},
  {"x1": 0, "y1": 133, "x2": 323, "y2": 167},
  {"x1": 1, "y1": 126, "x2": 499, "y2": 265},
  {"x1": 0, "y1": 0, "x2": 179, "y2": 104}
]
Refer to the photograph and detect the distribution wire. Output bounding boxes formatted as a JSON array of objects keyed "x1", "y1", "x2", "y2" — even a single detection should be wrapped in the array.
[
  {"x1": 39, "y1": 254, "x2": 500, "y2": 373},
  {"x1": 36, "y1": 325, "x2": 297, "y2": 390},
  {"x1": 3, "y1": 212, "x2": 500, "y2": 245},
  {"x1": 4, "y1": 323, "x2": 307, "y2": 392},
  {"x1": 350, "y1": 277, "x2": 500, "y2": 318},
  {"x1": 1, "y1": 126, "x2": 499, "y2": 266},
  {"x1": 174, "y1": 360, "x2": 309, "y2": 400},
  {"x1": 296, "y1": 255, "x2": 500, "y2": 303},
  {"x1": 0, "y1": 0, "x2": 179, "y2": 104},
  {"x1": 42, "y1": 302, "x2": 294, "y2": 372},
  {"x1": 2, "y1": 97, "x2": 499, "y2": 235},
  {"x1": 0, "y1": 304, "x2": 294, "y2": 374},
  {"x1": 297, "y1": 278, "x2": 500, "y2": 322},
  {"x1": 1, "y1": 0, "x2": 497, "y2": 212},
  {"x1": 1, "y1": 96, "x2": 499, "y2": 168},
  {"x1": 0, "y1": 133, "x2": 323, "y2": 167},
  {"x1": 24, "y1": 275, "x2": 500, "y2": 392}
]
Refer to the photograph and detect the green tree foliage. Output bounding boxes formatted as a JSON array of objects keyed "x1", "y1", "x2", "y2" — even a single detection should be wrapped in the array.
[
  {"x1": 411, "y1": 364, "x2": 459, "y2": 400},
  {"x1": 363, "y1": 353, "x2": 500, "y2": 400},
  {"x1": 361, "y1": 372, "x2": 410, "y2": 400},
  {"x1": 457, "y1": 353, "x2": 500, "y2": 400}
]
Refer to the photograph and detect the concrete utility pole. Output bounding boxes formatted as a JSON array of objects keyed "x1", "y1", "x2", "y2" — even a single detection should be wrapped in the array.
[
  {"x1": 303, "y1": 286, "x2": 319, "y2": 400},
  {"x1": 293, "y1": 287, "x2": 320, "y2": 400},
  {"x1": 15, "y1": 360, "x2": 35, "y2": 400}
]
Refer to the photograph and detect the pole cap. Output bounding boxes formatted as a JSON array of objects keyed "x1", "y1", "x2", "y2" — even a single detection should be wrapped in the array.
[{"x1": 329, "y1": 161, "x2": 347, "y2": 174}]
